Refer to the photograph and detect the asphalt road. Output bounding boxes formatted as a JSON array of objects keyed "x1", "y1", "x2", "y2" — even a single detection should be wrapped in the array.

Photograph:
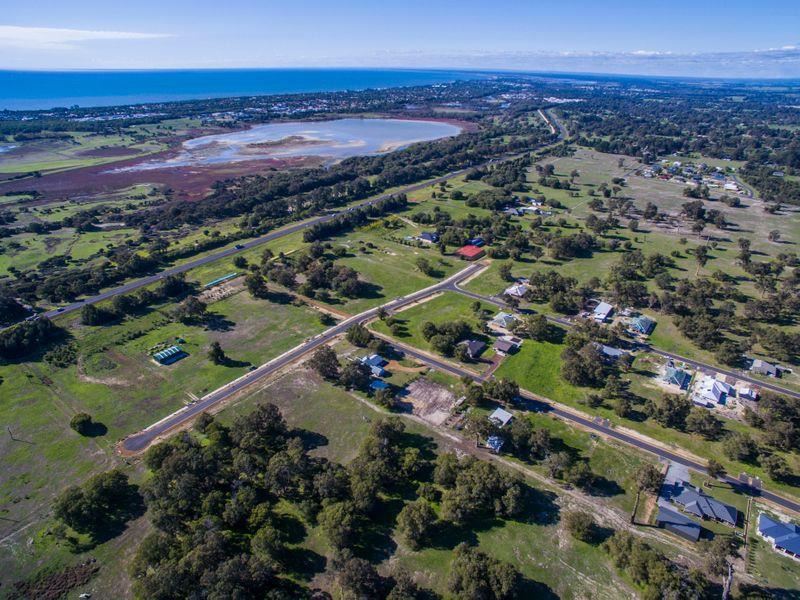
[
  {"x1": 377, "y1": 335, "x2": 800, "y2": 515},
  {"x1": 449, "y1": 283, "x2": 800, "y2": 401},
  {"x1": 119, "y1": 262, "x2": 484, "y2": 453}
]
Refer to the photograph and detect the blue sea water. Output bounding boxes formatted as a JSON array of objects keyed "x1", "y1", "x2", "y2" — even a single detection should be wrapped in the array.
[{"x1": 0, "y1": 68, "x2": 483, "y2": 111}]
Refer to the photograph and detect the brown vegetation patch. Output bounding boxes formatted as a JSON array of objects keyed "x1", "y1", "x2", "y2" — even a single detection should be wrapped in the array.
[
  {"x1": 10, "y1": 559, "x2": 99, "y2": 600},
  {"x1": 404, "y1": 377, "x2": 458, "y2": 425}
]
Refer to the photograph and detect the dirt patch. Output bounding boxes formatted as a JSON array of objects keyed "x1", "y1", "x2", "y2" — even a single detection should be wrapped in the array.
[
  {"x1": 404, "y1": 378, "x2": 458, "y2": 425},
  {"x1": 0, "y1": 150, "x2": 322, "y2": 203},
  {"x1": 10, "y1": 559, "x2": 99, "y2": 600},
  {"x1": 385, "y1": 359, "x2": 427, "y2": 374}
]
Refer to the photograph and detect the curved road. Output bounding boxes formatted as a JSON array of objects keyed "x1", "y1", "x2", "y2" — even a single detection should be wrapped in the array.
[{"x1": 119, "y1": 262, "x2": 484, "y2": 453}]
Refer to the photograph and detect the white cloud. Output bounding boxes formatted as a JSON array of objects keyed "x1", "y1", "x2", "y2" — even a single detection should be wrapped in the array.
[{"x1": 0, "y1": 25, "x2": 170, "y2": 51}]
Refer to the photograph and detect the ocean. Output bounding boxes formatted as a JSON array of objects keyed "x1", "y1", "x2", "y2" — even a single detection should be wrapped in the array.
[{"x1": 0, "y1": 68, "x2": 483, "y2": 111}]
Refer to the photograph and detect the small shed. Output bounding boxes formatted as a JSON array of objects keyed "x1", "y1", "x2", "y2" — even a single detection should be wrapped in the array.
[{"x1": 489, "y1": 407, "x2": 514, "y2": 428}]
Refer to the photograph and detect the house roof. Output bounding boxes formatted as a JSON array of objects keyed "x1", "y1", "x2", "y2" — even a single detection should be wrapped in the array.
[
  {"x1": 504, "y1": 284, "x2": 528, "y2": 297},
  {"x1": 490, "y1": 312, "x2": 517, "y2": 329},
  {"x1": 456, "y1": 245, "x2": 485, "y2": 259},
  {"x1": 463, "y1": 339, "x2": 486, "y2": 357},
  {"x1": 494, "y1": 339, "x2": 516, "y2": 353},
  {"x1": 419, "y1": 231, "x2": 438, "y2": 242},
  {"x1": 664, "y1": 366, "x2": 691, "y2": 388},
  {"x1": 597, "y1": 344, "x2": 625, "y2": 360},
  {"x1": 593, "y1": 301, "x2": 613, "y2": 320},
  {"x1": 361, "y1": 354, "x2": 387, "y2": 368},
  {"x1": 632, "y1": 315, "x2": 656, "y2": 334},
  {"x1": 758, "y1": 514, "x2": 800, "y2": 555},
  {"x1": 752, "y1": 359, "x2": 778, "y2": 376},
  {"x1": 489, "y1": 407, "x2": 514, "y2": 427},
  {"x1": 468, "y1": 237, "x2": 485, "y2": 247},
  {"x1": 656, "y1": 505, "x2": 701, "y2": 542},
  {"x1": 370, "y1": 365, "x2": 387, "y2": 377},
  {"x1": 369, "y1": 380, "x2": 390, "y2": 391},
  {"x1": 672, "y1": 482, "x2": 738, "y2": 526}
]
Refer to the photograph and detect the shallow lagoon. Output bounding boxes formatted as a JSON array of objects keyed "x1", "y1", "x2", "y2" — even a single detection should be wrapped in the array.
[{"x1": 128, "y1": 118, "x2": 462, "y2": 170}]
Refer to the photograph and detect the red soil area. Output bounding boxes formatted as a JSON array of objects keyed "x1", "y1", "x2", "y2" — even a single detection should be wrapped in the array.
[{"x1": 0, "y1": 150, "x2": 321, "y2": 202}]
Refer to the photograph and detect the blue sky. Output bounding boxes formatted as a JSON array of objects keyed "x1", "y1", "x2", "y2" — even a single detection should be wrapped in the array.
[{"x1": 3, "y1": 0, "x2": 800, "y2": 77}]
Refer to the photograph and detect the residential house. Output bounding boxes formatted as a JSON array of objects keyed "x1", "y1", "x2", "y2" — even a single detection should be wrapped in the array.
[
  {"x1": 468, "y1": 236, "x2": 485, "y2": 247},
  {"x1": 362, "y1": 354, "x2": 388, "y2": 368},
  {"x1": 419, "y1": 231, "x2": 439, "y2": 243},
  {"x1": 455, "y1": 245, "x2": 486, "y2": 261},
  {"x1": 489, "y1": 312, "x2": 517, "y2": 332},
  {"x1": 698, "y1": 378, "x2": 734, "y2": 405},
  {"x1": 758, "y1": 514, "x2": 800, "y2": 560},
  {"x1": 461, "y1": 339, "x2": 486, "y2": 360},
  {"x1": 656, "y1": 505, "x2": 701, "y2": 542},
  {"x1": 504, "y1": 283, "x2": 528, "y2": 298},
  {"x1": 751, "y1": 359, "x2": 780, "y2": 378},
  {"x1": 631, "y1": 315, "x2": 656, "y2": 336},
  {"x1": 672, "y1": 481, "x2": 738, "y2": 527},
  {"x1": 664, "y1": 366, "x2": 691, "y2": 389},
  {"x1": 489, "y1": 407, "x2": 514, "y2": 428},
  {"x1": 592, "y1": 301, "x2": 614, "y2": 323},
  {"x1": 596, "y1": 343, "x2": 626, "y2": 362},
  {"x1": 494, "y1": 339, "x2": 519, "y2": 356}
]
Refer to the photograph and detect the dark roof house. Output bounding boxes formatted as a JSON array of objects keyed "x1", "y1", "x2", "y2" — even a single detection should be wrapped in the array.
[
  {"x1": 462, "y1": 339, "x2": 486, "y2": 359},
  {"x1": 656, "y1": 505, "x2": 701, "y2": 542},
  {"x1": 419, "y1": 231, "x2": 439, "y2": 243},
  {"x1": 362, "y1": 354, "x2": 387, "y2": 368},
  {"x1": 672, "y1": 481, "x2": 738, "y2": 526},
  {"x1": 494, "y1": 339, "x2": 518, "y2": 355}
]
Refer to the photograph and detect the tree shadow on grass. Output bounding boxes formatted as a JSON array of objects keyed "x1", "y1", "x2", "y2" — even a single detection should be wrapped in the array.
[
  {"x1": 273, "y1": 512, "x2": 307, "y2": 545},
  {"x1": 518, "y1": 577, "x2": 560, "y2": 600},
  {"x1": 588, "y1": 476, "x2": 624, "y2": 498},
  {"x1": 81, "y1": 421, "x2": 108, "y2": 438},
  {"x1": 281, "y1": 547, "x2": 327, "y2": 582},
  {"x1": 204, "y1": 314, "x2": 235, "y2": 332},
  {"x1": 84, "y1": 483, "x2": 146, "y2": 547},
  {"x1": 292, "y1": 428, "x2": 329, "y2": 452},
  {"x1": 266, "y1": 290, "x2": 295, "y2": 305}
]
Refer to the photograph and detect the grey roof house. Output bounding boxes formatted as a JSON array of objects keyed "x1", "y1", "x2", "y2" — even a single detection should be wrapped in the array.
[
  {"x1": 672, "y1": 481, "x2": 738, "y2": 526},
  {"x1": 758, "y1": 514, "x2": 800, "y2": 560}
]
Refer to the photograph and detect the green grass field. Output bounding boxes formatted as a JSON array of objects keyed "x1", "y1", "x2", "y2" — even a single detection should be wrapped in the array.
[{"x1": 370, "y1": 291, "x2": 496, "y2": 366}]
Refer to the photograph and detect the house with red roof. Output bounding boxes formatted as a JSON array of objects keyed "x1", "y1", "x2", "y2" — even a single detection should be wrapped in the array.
[{"x1": 455, "y1": 244, "x2": 485, "y2": 261}]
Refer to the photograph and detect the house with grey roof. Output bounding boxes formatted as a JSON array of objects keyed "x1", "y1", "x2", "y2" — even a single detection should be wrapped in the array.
[
  {"x1": 758, "y1": 513, "x2": 800, "y2": 560},
  {"x1": 751, "y1": 359, "x2": 780, "y2": 378},
  {"x1": 489, "y1": 407, "x2": 514, "y2": 428},
  {"x1": 489, "y1": 312, "x2": 517, "y2": 332},
  {"x1": 671, "y1": 481, "x2": 738, "y2": 527},
  {"x1": 461, "y1": 339, "x2": 486, "y2": 360},
  {"x1": 592, "y1": 301, "x2": 614, "y2": 323},
  {"x1": 664, "y1": 366, "x2": 691, "y2": 389}
]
